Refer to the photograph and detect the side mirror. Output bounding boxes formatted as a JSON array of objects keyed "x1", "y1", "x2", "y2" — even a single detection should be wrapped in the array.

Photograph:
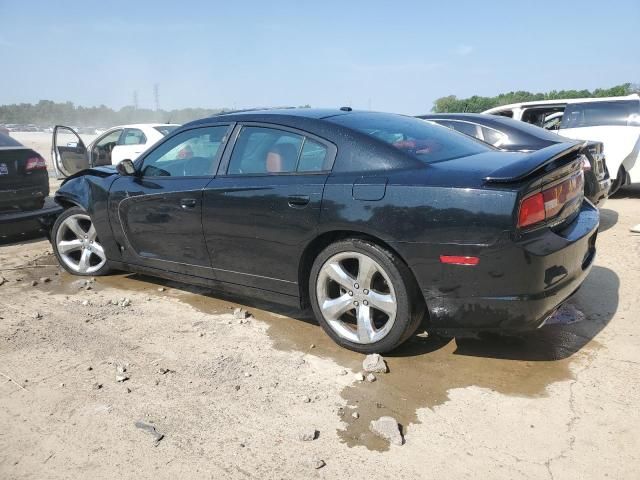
[{"x1": 116, "y1": 159, "x2": 136, "y2": 176}]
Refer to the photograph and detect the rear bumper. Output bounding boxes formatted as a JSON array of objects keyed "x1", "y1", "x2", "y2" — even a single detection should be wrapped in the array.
[
  {"x1": 0, "y1": 197, "x2": 62, "y2": 239},
  {"x1": 410, "y1": 201, "x2": 599, "y2": 333},
  {"x1": 0, "y1": 182, "x2": 49, "y2": 210}
]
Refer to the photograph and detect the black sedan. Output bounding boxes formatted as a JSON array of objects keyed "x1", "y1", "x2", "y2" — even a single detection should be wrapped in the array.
[
  {"x1": 418, "y1": 113, "x2": 611, "y2": 206},
  {"x1": 50, "y1": 109, "x2": 598, "y2": 352},
  {"x1": 0, "y1": 132, "x2": 62, "y2": 239}
]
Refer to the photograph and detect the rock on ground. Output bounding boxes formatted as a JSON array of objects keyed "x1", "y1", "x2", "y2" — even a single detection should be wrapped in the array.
[
  {"x1": 369, "y1": 416, "x2": 403, "y2": 446},
  {"x1": 362, "y1": 353, "x2": 388, "y2": 373},
  {"x1": 298, "y1": 429, "x2": 318, "y2": 441}
]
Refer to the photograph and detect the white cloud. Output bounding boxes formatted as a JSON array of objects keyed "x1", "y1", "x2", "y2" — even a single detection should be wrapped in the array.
[{"x1": 455, "y1": 44, "x2": 474, "y2": 56}]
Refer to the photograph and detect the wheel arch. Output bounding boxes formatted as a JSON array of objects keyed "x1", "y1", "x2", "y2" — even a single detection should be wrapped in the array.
[{"x1": 297, "y1": 229, "x2": 421, "y2": 308}]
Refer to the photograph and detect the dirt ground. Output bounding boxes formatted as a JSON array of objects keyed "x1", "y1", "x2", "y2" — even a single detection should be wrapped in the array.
[{"x1": 1, "y1": 136, "x2": 639, "y2": 478}]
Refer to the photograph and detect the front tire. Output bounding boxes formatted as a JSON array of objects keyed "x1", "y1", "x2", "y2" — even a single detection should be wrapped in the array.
[
  {"x1": 309, "y1": 239, "x2": 424, "y2": 353},
  {"x1": 52, "y1": 206, "x2": 111, "y2": 276}
]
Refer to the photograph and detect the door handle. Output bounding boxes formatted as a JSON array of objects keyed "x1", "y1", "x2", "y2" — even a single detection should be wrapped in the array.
[
  {"x1": 180, "y1": 198, "x2": 197, "y2": 209},
  {"x1": 288, "y1": 194, "x2": 310, "y2": 208}
]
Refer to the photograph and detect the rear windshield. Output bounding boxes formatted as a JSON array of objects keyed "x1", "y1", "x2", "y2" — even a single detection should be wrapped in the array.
[
  {"x1": 0, "y1": 132, "x2": 22, "y2": 147},
  {"x1": 328, "y1": 113, "x2": 491, "y2": 163},
  {"x1": 561, "y1": 100, "x2": 640, "y2": 128},
  {"x1": 154, "y1": 125, "x2": 179, "y2": 136},
  {"x1": 492, "y1": 116, "x2": 568, "y2": 142}
]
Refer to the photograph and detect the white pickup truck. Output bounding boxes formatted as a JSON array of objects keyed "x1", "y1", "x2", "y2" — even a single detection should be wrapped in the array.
[{"x1": 483, "y1": 94, "x2": 640, "y2": 193}]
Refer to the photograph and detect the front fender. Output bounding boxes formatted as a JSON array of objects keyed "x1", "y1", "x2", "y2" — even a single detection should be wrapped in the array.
[{"x1": 54, "y1": 172, "x2": 121, "y2": 261}]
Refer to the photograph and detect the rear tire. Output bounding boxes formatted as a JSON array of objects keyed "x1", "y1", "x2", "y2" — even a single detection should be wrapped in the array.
[
  {"x1": 51, "y1": 206, "x2": 111, "y2": 276},
  {"x1": 309, "y1": 238, "x2": 424, "y2": 353}
]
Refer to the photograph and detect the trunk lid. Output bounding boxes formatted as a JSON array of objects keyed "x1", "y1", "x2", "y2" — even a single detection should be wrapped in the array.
[
  {"x1": 482, "y1": 143, "x2": 585, "y2": 232},
  {"x1": 0, "y1": 146, "x2": 46, "y2": 188}
]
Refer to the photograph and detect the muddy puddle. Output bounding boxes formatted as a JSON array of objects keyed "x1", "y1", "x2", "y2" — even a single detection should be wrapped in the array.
[{"x1": 19, "y1": 254, "x2": 614, "y2": 451}]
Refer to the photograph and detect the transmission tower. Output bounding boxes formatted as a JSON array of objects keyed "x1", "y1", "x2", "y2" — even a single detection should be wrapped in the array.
[{"x1": 153, "y1": 84, "x2": 160, "y2": 111}]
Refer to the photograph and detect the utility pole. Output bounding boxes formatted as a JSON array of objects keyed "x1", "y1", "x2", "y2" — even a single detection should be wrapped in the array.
[
  {"x1": 153, "y1": 84, "x2": 160, "y2": 111},
  {"x1": 133, "y1": 90, "x2": 139, "y2": 110}
]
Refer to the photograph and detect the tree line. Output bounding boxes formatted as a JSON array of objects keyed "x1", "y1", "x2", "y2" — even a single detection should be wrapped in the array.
[
  {"x1": 1, "y1": 83, "x2": 637, "y2": 126},
  {"x1": 0, "y1": 100, "x2": 231, "y2": 127},
  {"x1": 0, "y1": 101, "x2": 312, "y2": 128},
  {"x1": 431, "y1": 83, "x2": 639, "y2": 113}
]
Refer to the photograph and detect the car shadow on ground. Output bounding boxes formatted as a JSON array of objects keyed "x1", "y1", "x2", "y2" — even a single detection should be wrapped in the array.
[
  {"x1": 598, "y1": 208, "x2": 618, "y2": 232},
  {"x1": 387, "y1": 265, "x2": 619, "y2": 362},
  {"x1": 125, "y1": 265, "x2": 618, "y2": 365},
  {"x1": 611, "y1": 184, "x2": 640, "y2": 199}
]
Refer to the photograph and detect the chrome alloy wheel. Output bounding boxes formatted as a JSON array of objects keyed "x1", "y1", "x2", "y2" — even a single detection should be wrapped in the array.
[
  {"x1": 316, "y1": 251, "x2": 397, "y2": 344},
  {"x1": 55, "y1": 213, "x2": 107, "y2": 274}
]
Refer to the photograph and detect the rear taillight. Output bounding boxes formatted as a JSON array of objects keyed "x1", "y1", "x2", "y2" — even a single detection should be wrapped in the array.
[
  {"x1": 518, "y1": 193, "x2": 545, "y2": 228},
  {"x1": 25, "y1": 156, "x2": 47, "y2": 171},
  {"x1": 517, "y1": 170, "x2": 584, "y2": 229}
]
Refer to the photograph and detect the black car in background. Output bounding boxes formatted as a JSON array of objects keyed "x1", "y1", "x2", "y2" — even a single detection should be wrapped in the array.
[
  {"x1": 51, "y1": 110, "x2": 598, "y2": 352},
  {"x1": 418, "y1": 113, "x2": 611, "y2": 206},
  {"x1": 0, "y1": 132, "x2": 61, "y2": 239}
]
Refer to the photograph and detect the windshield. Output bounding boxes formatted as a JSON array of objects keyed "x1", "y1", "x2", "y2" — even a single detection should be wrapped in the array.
[
  {"x1": 0, "y1": 132, "x2": 22, "y2": 147},
  {"x1": 328, "y1": 112, "x2": 491, "y2": 163},
  {"x1": 154, "y1": 125, "x2": 179, "y2": 136}
]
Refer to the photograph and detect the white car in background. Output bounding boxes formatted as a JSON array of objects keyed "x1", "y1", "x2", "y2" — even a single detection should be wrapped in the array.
[
  {"x1": 483, "y1": 94, "x2": 640, "y2": 193},
  {"x1": 52, "y1": 123, "x2": 180, "y2": 178}
]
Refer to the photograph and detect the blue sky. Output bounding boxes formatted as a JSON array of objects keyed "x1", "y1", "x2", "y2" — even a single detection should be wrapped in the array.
[{"x1": 0, "y1": 0, "x2": 638, "y2": 114}]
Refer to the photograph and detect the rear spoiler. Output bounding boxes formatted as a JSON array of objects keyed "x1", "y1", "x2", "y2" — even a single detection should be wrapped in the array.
[{"x1": 484, "y1": 142, "x2": 584, "y2": 183}]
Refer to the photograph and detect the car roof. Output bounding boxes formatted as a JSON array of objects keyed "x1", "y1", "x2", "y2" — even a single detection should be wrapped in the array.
[
  {"x1": 108, "y1": 123, "x2": 181, "y2": 129},
  {"x1": 182, "y1": 108, "x2": 370, "y2": 129},
  {"x1": 211, "y1": 108, "x2": 353, "y2": 120},
  {"x1": 483, "y1": 94, "x2": 640, "y2": 113}
]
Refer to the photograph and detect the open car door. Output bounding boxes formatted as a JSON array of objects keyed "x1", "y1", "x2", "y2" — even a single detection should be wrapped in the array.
[{"x1": 52, "y1": 125, "x2": 89, "y2": 178}]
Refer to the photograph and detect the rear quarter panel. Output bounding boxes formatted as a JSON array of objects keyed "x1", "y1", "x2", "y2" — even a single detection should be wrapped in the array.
[{"x1": 320, "y1": 171, "x2": 517, "y2": 299}]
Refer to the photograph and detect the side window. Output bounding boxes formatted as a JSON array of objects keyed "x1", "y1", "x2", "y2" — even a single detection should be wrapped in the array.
[
  {"x1": 480, "y1": 126, "x2": 505, "y2": 146},
  {"x1": 96, "y1": 129, "x2": 123, "y2": 148},
  {"x1": 228, "y1": 127, "x2": 303, "y2": 174},
  {"x1": 121, "y1": 128, "x2": 147, "y2": 145},
  {"x1": 449, "y1": 121, "x2": 481, "y2": 139},
  {"x1": 298, "y1": 139, "x2": 328, "y2": 172},
  {"x1": 140, "y1": 126, "x2": 228, "y2": 177},
  {"x1": 561, "y1": 101, "x2": 640, "y2": 128}
]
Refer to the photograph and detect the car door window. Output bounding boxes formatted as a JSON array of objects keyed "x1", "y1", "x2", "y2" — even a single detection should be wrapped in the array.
[
  {"x1": 96, "y1": 129, "x2": 123, "y2": 148},
  {"x1": 227, "y1": 127, "x2": 304, "y2": 174},
  {"x1": 140, "y1": 126, "x2": 228, "y2": 177},
  {"x1": 92, "y1": 129, "x2": 123, "y2": 166},
  {"x1": 561, "y1": 100, "x2": 640, "y2": 128},
  {"x1": 226, "y1": 126, "x2": 332, "y2": 175},
  {"x1": 298, "y1": 138, "x2": 328, "y2": 172},
  {"x1": 121, "y1": 128, "x2": 147, "y2": 145}
]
